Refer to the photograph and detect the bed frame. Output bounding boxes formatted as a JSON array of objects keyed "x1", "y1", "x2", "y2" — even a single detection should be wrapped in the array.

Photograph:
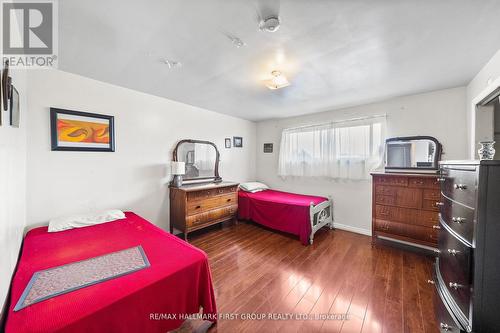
[{"x1": 309, "y1": 196, "x2": 334, "y2": 244}]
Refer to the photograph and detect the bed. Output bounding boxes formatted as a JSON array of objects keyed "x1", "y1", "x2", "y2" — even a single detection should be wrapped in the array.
[
  {"x1": 238, "y1": 189, "x2": 334, "y2": 245},
  {"x1": 5, "y1": 212, "x2": 217, "y2": 333}
]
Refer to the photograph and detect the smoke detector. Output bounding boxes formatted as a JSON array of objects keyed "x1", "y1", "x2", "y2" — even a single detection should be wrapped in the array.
[{"x1": 259, "y1": 16, "x2": 281, "y2": 32}]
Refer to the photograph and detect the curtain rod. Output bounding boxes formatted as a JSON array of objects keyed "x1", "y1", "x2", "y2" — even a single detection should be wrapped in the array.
[{"x1": 283, "y1": 114, "x2": 387, "y2": 131}]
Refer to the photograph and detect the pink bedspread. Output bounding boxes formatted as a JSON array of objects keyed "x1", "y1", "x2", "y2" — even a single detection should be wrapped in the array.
[
  {"x1": 238, "y1": 189, "x2": 328, "y2": 245},
  {"x1": 6, "y1": 212, "x2": 217, "y2": 333}
]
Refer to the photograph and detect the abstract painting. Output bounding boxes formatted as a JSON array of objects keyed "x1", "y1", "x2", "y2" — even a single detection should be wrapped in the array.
[{"x1": 50, "y1": 108, "x2": 115, "y2": 151}]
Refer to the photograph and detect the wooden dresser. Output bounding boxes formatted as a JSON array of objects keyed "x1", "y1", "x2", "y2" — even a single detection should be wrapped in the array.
[
  {"x1": 170, "y1": 181, "x2": 239, "y2": 240},
  {"x1": 371, "y1": 172, "x2": 441, "y2": 248}
]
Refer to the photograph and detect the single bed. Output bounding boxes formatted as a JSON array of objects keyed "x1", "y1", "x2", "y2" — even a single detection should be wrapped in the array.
[
  {"x1": 238, "y1": 189, "x2": 334, "y2": 245},
  {"x1": 5, "y1": 212, "x2": 217, "y2": 333}
]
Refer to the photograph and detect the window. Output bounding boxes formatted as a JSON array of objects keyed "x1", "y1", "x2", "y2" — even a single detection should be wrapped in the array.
[{"x1": 278, "y1": 116, "x2": 386, "y2": 180}]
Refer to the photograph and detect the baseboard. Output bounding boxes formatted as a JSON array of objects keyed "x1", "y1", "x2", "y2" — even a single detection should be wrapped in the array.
[{"x1": 333, "y1": 222, "x2": 372, "y2": 236}]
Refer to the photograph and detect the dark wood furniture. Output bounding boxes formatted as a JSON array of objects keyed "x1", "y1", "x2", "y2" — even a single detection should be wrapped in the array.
[
  {"x1": 170, "y1": 181, "x2": 239, "y2": 240},
  {"x1": 433, "y1": 160, "x2": 500, "y2": 333},
  {"x1": 371, "y1": 172, "x2": 441, "y2": 249}
]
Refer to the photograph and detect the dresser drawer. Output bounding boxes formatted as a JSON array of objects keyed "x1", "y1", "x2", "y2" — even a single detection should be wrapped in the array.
[
  {"x1": 374, "y1": 219, "x2": 438, "y2": 244},
  {"x1": 434, "y1": 281, "x2": 464, "y2": 333},
  {"x1": 408, "y1": 176, "x2": 441, "y2": 189},
  {"x1": 375, "y1": 185, "x2": 397, "y2": 196},
  {"x1": 441, "y1": 167, "x2": 477, "y2": 208},
  {"x1": 374, "y1": 176, "x2": 408, "y2": 186},
  {"x1": 187, "y1": 193, "x2": 237, "y2": 215},
  {"x1": 187, "y1": 205, "x2": 238, "y2": 227},
  {"x1": 187, "y1": 186, "x2": 237, "y2": 200},
  {"x1": 374, "y1": 187, "x2": 422, "y2": 209},
  {"x1": 422, "y1": 199, "x2": 441, "y2": 211},
  {"x1": 438, "y1": 225, "x2": 472, "y2": 320},
  {"x1": 375, "y1": 205, "x2": 438, "y2": 227},
  {"x1": 423, "y1": 188, "x2": 441, "y2": 200},
  {"x1": 440, "y1": 197, "x2": 475, "y2": 246}
]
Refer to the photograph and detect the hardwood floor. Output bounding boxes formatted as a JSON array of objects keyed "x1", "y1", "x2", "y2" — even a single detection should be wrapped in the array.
[{"x1": 175, "y1": 222, "x2": 439, "y2": 333}]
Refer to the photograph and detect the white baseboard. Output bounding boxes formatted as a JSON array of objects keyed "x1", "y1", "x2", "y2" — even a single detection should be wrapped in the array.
[{"x1": 333, "y1": 222, "x2": 372, "y2": 236}]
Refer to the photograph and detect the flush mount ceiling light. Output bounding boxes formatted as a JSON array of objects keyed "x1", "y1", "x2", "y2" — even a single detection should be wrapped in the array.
[
  {"x1": 161, "y1": 59, "x2": 182, "y2": 69},
  {"x1": 259, "y1": 16, "x2": 281, "y2": 32},
  {"x1": 264, "y1": 70, "x2": 290, "y2": 90}
]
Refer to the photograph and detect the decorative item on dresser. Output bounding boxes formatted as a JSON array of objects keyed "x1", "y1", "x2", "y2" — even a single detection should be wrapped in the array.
[
  {"x1": 371, "y1": 172, "x2": 441, "y2": 249},
  {"x1": 170, "y1": 182, "x2": 239, "y2": 240},
  {"x1": 432, "y1": 160, "x2": 500, "y2": 333}
]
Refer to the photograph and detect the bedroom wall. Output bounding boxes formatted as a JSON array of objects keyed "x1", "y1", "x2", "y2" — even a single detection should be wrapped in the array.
[
  {"x1": 25, "y1": 69, "x2": 256, "y2": 230},
  {"x1": 0, "y1": 68, "x2": 28, "y2": 313},
  {"x1": 255, "y1": 87, "x2": 467, "y2": 235},
  {"x1": 466, "y1": 48, "x2": 500, "y2": 158}
]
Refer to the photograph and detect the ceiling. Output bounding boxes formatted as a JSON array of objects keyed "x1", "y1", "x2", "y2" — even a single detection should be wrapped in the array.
[{"x1": 59, "y1": 0, "x2": 500, "y2": 121}]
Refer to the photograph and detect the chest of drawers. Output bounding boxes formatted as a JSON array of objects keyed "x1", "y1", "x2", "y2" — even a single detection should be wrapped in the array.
[
  {"x1": 169, "y1": 182, "x2": 239, "y2": 240},
  {"x1": 433, "y1": 160, "x2": 500, "y2": 333},
  {"x1": 371, "y1": 172, "x2": 441, "y2": 248}
]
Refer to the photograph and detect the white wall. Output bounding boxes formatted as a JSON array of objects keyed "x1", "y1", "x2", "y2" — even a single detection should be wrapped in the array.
[
  {"x1": 25, "y1": 70, "x2": 256, "y2": 229},
  {"x1": 256, "y1": 87, "x2": 467, "y2": 235},
  {"x1": 466, "y1": 49, "x2": 500, "y2": 158},
  {"x1": 0, "y1": 68, "x2": 28, "y2": 312}
]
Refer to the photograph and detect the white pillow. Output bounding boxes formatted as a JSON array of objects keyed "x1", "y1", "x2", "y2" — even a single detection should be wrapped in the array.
[
  {"x1": 48, "y1": 210, "x2": 126, "y2": 232},
  {"x1": 239, "y1": 182, "x2": 269, "y2": 193}
]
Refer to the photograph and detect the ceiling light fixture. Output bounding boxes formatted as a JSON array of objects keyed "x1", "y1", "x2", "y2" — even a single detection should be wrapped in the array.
[
  {"x1": 264, "y1": 70, "x2": 290, "y2": 90},
  {"x1": 259, "y1": 16, "x2": 281, "y2": 32}
]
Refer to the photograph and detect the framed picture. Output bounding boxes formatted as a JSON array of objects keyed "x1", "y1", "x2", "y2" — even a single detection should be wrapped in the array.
[
  {"x1": 50, "y1": 108, "x2": 115, "y2": 152},
  {"x1": 263, "y1": 143, "x2": 273, "y2": 153},
  {"x1": 233, "y1": 136, "x2": 243, "y2": 148},
  {"x1": 225, "y1": 138, "x2": 231, "y2": 148}
]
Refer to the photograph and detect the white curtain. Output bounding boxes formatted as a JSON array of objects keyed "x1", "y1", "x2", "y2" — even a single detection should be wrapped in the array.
[{"x1": 278, "y1": 116, "x2": 386, "y2": 180}]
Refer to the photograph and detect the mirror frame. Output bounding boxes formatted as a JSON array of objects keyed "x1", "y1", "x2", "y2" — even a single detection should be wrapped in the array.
[
  {"x1": 172, "y1": 139, "x2": 222, "y2": 184},
  {"x1": 385, "y1": 136, "x2": 442, "y2": 171}
]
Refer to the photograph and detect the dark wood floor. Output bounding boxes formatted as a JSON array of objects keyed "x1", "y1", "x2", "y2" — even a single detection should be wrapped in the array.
[{"x1": 176, "y1": 222, "x2": 439, "y2": 333}]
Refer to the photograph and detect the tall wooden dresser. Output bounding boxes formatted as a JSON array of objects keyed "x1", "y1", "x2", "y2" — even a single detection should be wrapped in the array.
[
  {"x1": 371, "y1": 172, "x2": 441, "y2": 248},
  {"x1": 170, "y1": 181, "x2": 239, "y2": 240},
  {"x1": 433, "y1": 160, "x2": 500, "y2": 333}
]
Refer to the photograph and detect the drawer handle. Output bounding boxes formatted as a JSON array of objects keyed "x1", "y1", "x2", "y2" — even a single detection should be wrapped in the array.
[
  {"x1": 432, "y1": 225, "x2": 441, "y2": 229},
  {"x1": 449, "y1": 282, "x2": 461, "y2": 290},
  {"x1": 437, "y1": 177, "x2": 446, "y2": 182},
  {"x1": 195, "y1": 205, "x2": 201, "y2": 209},
  {"x1": 454, "y1": 183, "x2": 467, "y2": 190},
  {"x1": 440, "y1": 322, "x2": 452, "y2": 331},
  {"x1": 415, "y1": 180, "x2": 424, "y2": 185},
  {"x1": 427, "y1": 279, "x2": 435, "y2": 285},
  {"x1": 227, "y1": 198, "x2": 232, "y2": 202},
  {"x1": 452, "y1": 217, "x2": 466, "y2": 224},
  {"x1": 447, "y1": 249, "x2": 460, "y2": 256},
  {"x1": 435, "y1": 202, "x2": 444, "y2": 207}
]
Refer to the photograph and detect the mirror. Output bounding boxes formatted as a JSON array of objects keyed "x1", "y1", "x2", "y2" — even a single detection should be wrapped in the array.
[
  {"x1": 385, "y1": 136, "x2": 442, "y2": 172},
  {"x1": 172, "y1": 139, "x2": 221, "y2": 184}
]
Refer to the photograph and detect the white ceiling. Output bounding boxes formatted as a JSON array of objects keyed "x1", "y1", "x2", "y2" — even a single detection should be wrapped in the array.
[{"x1": 59, "y1": 0, "x2": 500, "y2": 121}]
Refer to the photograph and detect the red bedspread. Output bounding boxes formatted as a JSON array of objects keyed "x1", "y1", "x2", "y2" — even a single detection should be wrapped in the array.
[
  {"x1": 238, "y1": 189, "x2": 328, "y2": 245},
  {"x1": 5, "y1": 212, "x2": 217, "y2": 333}
]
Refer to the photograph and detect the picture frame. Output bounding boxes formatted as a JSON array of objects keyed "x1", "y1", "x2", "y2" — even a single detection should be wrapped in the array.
[
  {"x1": 225, "y1": 138, "x2": 231, "y2": 148},
  {"x1": 233, "y1": 136, "x2": 243, "y2": 148},
  {"x1": 263, "y1": 143, "x2": 273, "y2": 153},
  {"x1": 50, "y1": 108, "x2": 115, "y2": 152}
]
